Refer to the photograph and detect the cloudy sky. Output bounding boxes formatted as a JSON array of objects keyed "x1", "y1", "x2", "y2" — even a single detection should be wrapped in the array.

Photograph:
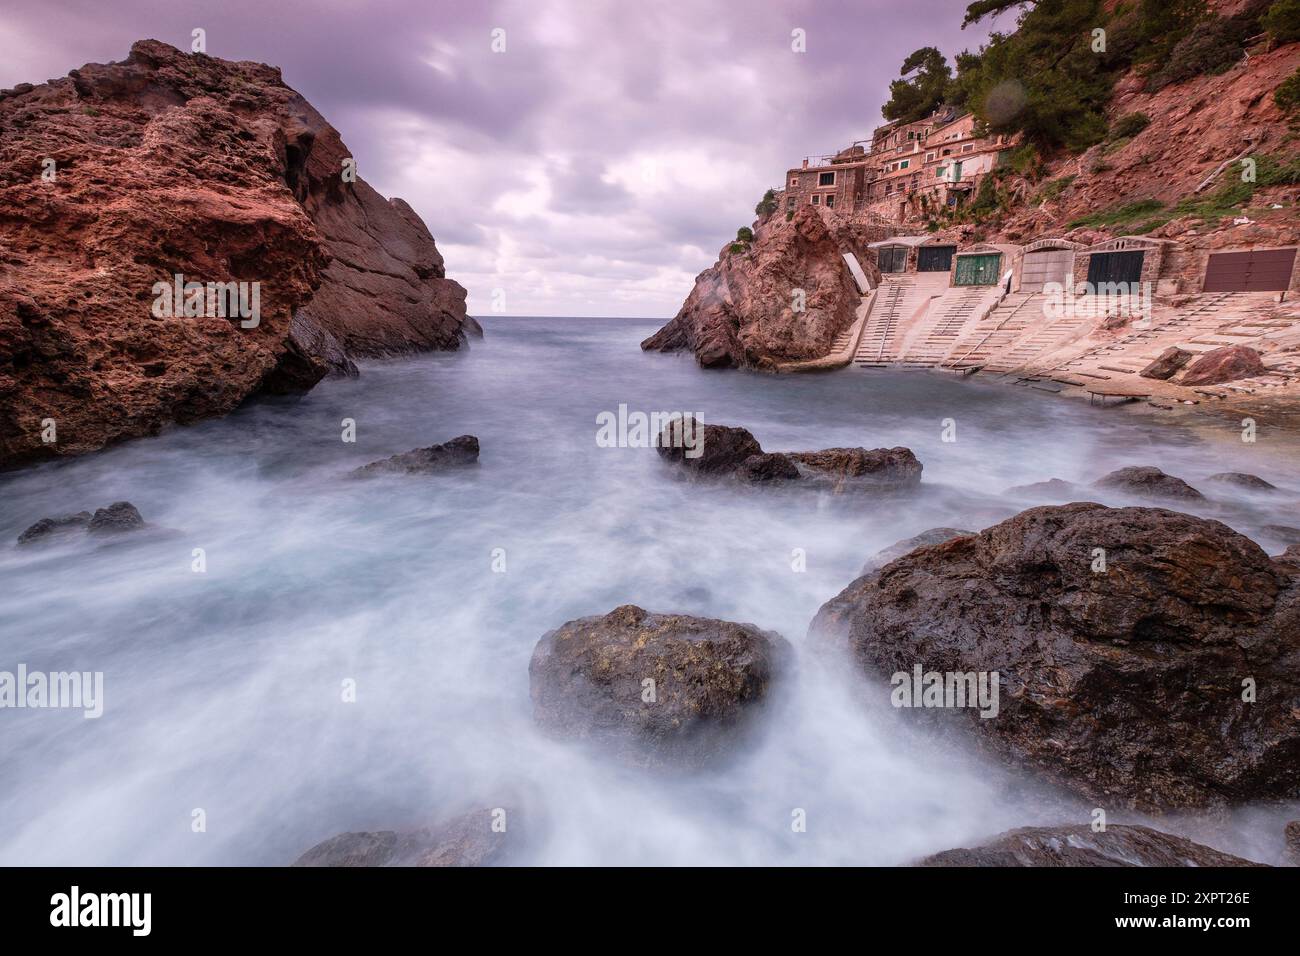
[{"x1": 4, "y1": 0, "x2": 998, "y2": 317}]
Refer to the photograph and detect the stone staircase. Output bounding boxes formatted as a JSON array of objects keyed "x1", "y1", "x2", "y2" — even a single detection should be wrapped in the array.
[
  {"x1": 943, "y1": 292, "x2": 1040, "y2": 371},
  {"x1": 896, "y1": 285, "x2": 997, "y2": 367},
  {"x1": 852, "y1": 274, "x2": 947, "y2": 367}
]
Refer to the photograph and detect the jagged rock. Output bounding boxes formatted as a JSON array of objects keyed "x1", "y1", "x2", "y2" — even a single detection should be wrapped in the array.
[
  {"x1": 1207, "y1": 472, "x2": 1278, "y2": 492},
  {"x1": 861, "y1": 528, "x2": 975, "y2": 574},
  {"x1": 529, "y1": 605, "x2": 788, "y2": 768},
  {"x1": 87, "y1": 501, "x2": 145, "y2": 534},
  {"x1": 788, "y1": 446, "x2": 922, "y2": 491},
  {"x1": 1093, "y1": 465, "x2": 1204, "y2": 500},
  {"x1": 351, "y1": 436, "x2": 479, "y2": 477},
  {"x1": 810, "y1": 503, "x2": 1300, "y2": 810},
  {"x1": 641, "y1": 205, "x2": 859, "y2": 369},
  {"x1": 1139, "y1": 346, "x2": 1194, "y2": 380},
  {"x1": 0, "y1": 40, "x2": 468, "y2": 470},
  {"x1": 1178, "y1": 345, "x2": 1267, "y2": 387},
  {"x1": 736, "y1": 452, "x2": 801, "y2": 482},
  {"x1": 917, "y1": 825, "x2": 1264, "y2": 867},
  {"x1": 16, "y1": 511, "x2": 92, "y2": 545},
  {"x1": 655, "y1": 420, "x2": 762, "y2": 477},
  {"x1": 293, "y1": 808, "x2": 522, "y2": 867},
  {"x1": 1004, "y1": 477, "x2": 1090, "y2": 501}
]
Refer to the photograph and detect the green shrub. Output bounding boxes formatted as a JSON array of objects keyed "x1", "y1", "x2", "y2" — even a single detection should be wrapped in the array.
[
  {"x1": 1263, "y1": 0, "x2": 1300, "y2": 42},
  {"x1": 1110, "y1": 112, "x2": 1151, "y2": 139},
  {"x1": 754, "y1": 189, "x2": 778, "y2": 217},
  {"x1": 736, "y1": 226, "x2": 754, "y2": 243},
  {"x1": 1276, "y1": 66, "x2": 1300, "y2": 114},
  {"x1": 1035, "y1": 174, "x2": 1077, "y2": 202},
  {"x1": 1145, "y1": 7, "x2": 1263, "y2": 91},
  {"x1": 1068, "y1": 197, "x2": 1167, "y2": 229}
]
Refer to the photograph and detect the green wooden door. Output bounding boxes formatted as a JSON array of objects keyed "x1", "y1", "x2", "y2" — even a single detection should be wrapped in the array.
[{"x1": 954, "y1": 253, "x2": 1002, "y2": 286}]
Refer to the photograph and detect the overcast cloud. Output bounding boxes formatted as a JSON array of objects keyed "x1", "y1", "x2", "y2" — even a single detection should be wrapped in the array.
[{"x1": 3, "y1": 0, "x2": 997, "y2": 316}]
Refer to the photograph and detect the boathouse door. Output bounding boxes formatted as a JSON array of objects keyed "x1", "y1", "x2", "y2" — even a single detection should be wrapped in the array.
[
  {"x1": 1085, "y1": 250, "x2": 1144, "y2": 288},
  {"x1": 954, "y1": 253, "x2": 1001, "y2": 286},
  {"x1": 917, "y1": 245, "x2": 956, "y2": 272}
]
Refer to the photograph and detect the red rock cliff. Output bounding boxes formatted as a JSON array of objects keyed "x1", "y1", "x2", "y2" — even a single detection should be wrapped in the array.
[{"x1": 0, "y1": 39, "x2": 470, "y2": 470}]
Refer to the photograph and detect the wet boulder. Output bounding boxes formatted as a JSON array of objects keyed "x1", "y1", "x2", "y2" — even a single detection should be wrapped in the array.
[
  {"x1": 862, "y1": 528, "x2": 975, "y2": 575},
  {"x1": 351, "y1": 435, "x2": 479, "y2": 476},
  {"x1": 529, "y1": 604, "x2": 788, "y2": 768},
  {"x1": 655, "y1": 420, "x2": 762, "y2": 476},
  {"x1": 810, "y1": 502, "x2": 1300, "y2": 810},
  {"x1": 1092, "y1": 465, "x2": 1204, "y2": 501},
  {"x1": 1004, "y1": 477, "x2": 1089, "y2": 501},
  {"x1": 787, "y1": 446, "x2": 922, "y2": 492},
  {"x1": 917, "y1": 825, "x2": 1264, "y2": 867},
  {"x1": 736, "y1": 452, "x2": 800, "y2": 482}
]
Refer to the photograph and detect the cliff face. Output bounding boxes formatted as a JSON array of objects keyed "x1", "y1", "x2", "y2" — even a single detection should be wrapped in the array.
[
  {"x1": 0, "y1": 40, "x2": 469, "y2": 470},
  {"x1": 642, "y1": 206, "x2": 867, "y2": 369}
]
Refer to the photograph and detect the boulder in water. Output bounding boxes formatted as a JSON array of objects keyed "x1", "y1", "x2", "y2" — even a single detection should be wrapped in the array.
[
  {"x1": 351, "y1": 436, "x2": 479, "y2": 476},
  {"x1": 529, "y1": 604, "x2": 788, "y2": 768},
  {"x1": 1092, "y1": 465, "x2": 1204, "y2": 501},
  {"x1": 917, "y1": 825, "x2": 1264, "y2": 867},
  {"x1": 861, "y1": 528, "x2": 975, "y2": 575}
]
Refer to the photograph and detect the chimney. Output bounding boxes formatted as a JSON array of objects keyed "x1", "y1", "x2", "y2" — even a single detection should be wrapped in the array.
[{"x1": 802, "y1": 159, "x2": 808, "y2": 169}]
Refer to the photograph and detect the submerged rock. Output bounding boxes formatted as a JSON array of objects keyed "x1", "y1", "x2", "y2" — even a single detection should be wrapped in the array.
[
  {"x1": 529, "y1": 605, "x2": 788, "y2": 769},
  {"x1": 18, "y1": 502, "x2": 144, "y2": 544},
  {"x1": 351, "y1": 436, "x2": 479, "y2": 476},
  {"x1": 861, "y1": 528, "x2": 975, "y2": 575},
  {"x1": 294, "y1": 807, "x2": 524, "y2": 867},
  {"x1": 17, "y1": 511, "x2": 92, "y2": 545},
  {"x1": 810, "y1": 502, "x2": 1300, "y2": 810},
  {"x1": 917, "y1": 825, "x2": 1264, "y2": 867},
  {"x1": 87, "y1": 501, "x2": 145, "y2": 534},
  {"x1": 1207, "y1": 472, "x2": 1278, "y2": 492},
  {"x1": 787, "y1": 447, "x2": 923, "y2": 491},
  {"x1": 1092, "y1": 465, "x2": 1204, "y2": 500},
  {"x1": 1004, "y1": 477, "x2": 1089, "y2": 501},
  {"x1": 736, "y1": 452, "x2": 801, "y2": 482}
]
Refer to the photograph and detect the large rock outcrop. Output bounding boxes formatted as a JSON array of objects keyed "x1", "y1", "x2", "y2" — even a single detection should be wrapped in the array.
[
  {"x1": 641, "y1": 206, "x2": 861, "y2": 369},
  {"x1": 529, "y1": 605, "x2": 788, "y2": 768},
  {"x1": 1178, "y1": 345, "x2": 1267, "y2": 387},
  {"x1": 917, "y1": 825, "x2": 1263, "y2": 867},
  {"x1": 811, "y1": 503, "x2": 1300, "y2": 810},
  {"x1": 0, "y1": 40, "x2": 470, "y2": 470}
]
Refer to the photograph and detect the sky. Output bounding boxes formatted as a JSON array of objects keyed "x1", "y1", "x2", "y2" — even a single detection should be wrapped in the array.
[{"x1": 3, "y1": 0, "x2": 1000, "y2": 317}]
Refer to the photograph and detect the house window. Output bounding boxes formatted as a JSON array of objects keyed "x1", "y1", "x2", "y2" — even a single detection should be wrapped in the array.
[
  {"x1": 812, "y1": 194, "x2": 820, "y2": 204},
  {"x1": 825, "y1": 195, "x2": 835, "y2": 208},
  {"x1": 900, "y1": 160, "x2": 909, "y2": 169},
  {"x1": 790, "y1": 178, "x2": 797, "y2": 187},
  {"x1": 818, "y1": 171, "x2": 835, "y2": 186},
  {"x1": 942, "y1": 148, "x2": 952, "y2": 155},
  {"x1": 962, "y1": 144, "x2": 974, "y2": 153},
  {"x1": 936, "y1": 165, "x2": 947, "y2": 178},
  {"x1": 925, "y1": 152, "x2": 935, "y2": 161}
]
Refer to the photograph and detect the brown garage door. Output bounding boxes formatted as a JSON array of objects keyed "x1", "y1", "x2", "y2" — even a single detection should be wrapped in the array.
[{"x1": 1203, "y1": 248, "x2": 1296, "y2": 292}]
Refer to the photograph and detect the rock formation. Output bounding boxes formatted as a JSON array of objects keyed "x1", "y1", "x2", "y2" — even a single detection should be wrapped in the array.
[
  {"x1": 861, "y1": 527, "x2": 975, "y2": 575},
  {"x1": 350, "y1": 435, "x2": 480, "y2": 477},
  {"x1": 641, "y1": 206, "x2": 861, "y2": 369},
  {"x1": 1139, "y1": 347, "x2": 1194, "y2": 381},
  {"x1": 655, "y1": 419, "x2": 923, "y2": 493},
  {"x1": 1092, "y1": 465, "x2": 1205, "y2": 500},
  {"x1": 1207, "y1": 472, "x2": 1278, "y2": 492},
  {"x1": 294, "y1": 807, "x2": 525, "y2": 867},
  {"x1": 917, "y1": 825, "x2": 1264, "y2": 867},
  {"x1": 811, "y1": 503, "x2": 1300, "y2": 810},
  {"x1": 528, "y1": 605, "x2": 788, "y2": 768},
  {"x1": 1178, "y1": 345, "x2": 1268, "y2": 387},
  {"x1": 0, "y1": 40, "x2": 470, "y2": 471},
  {"x1": 18, "y1": 500, "x2": 145, "y2": 544}
]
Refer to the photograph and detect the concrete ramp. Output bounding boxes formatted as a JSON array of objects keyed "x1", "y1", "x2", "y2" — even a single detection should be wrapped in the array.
[{"x1": 841, "y1": 253, "x2": 873, "y2": 294}]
